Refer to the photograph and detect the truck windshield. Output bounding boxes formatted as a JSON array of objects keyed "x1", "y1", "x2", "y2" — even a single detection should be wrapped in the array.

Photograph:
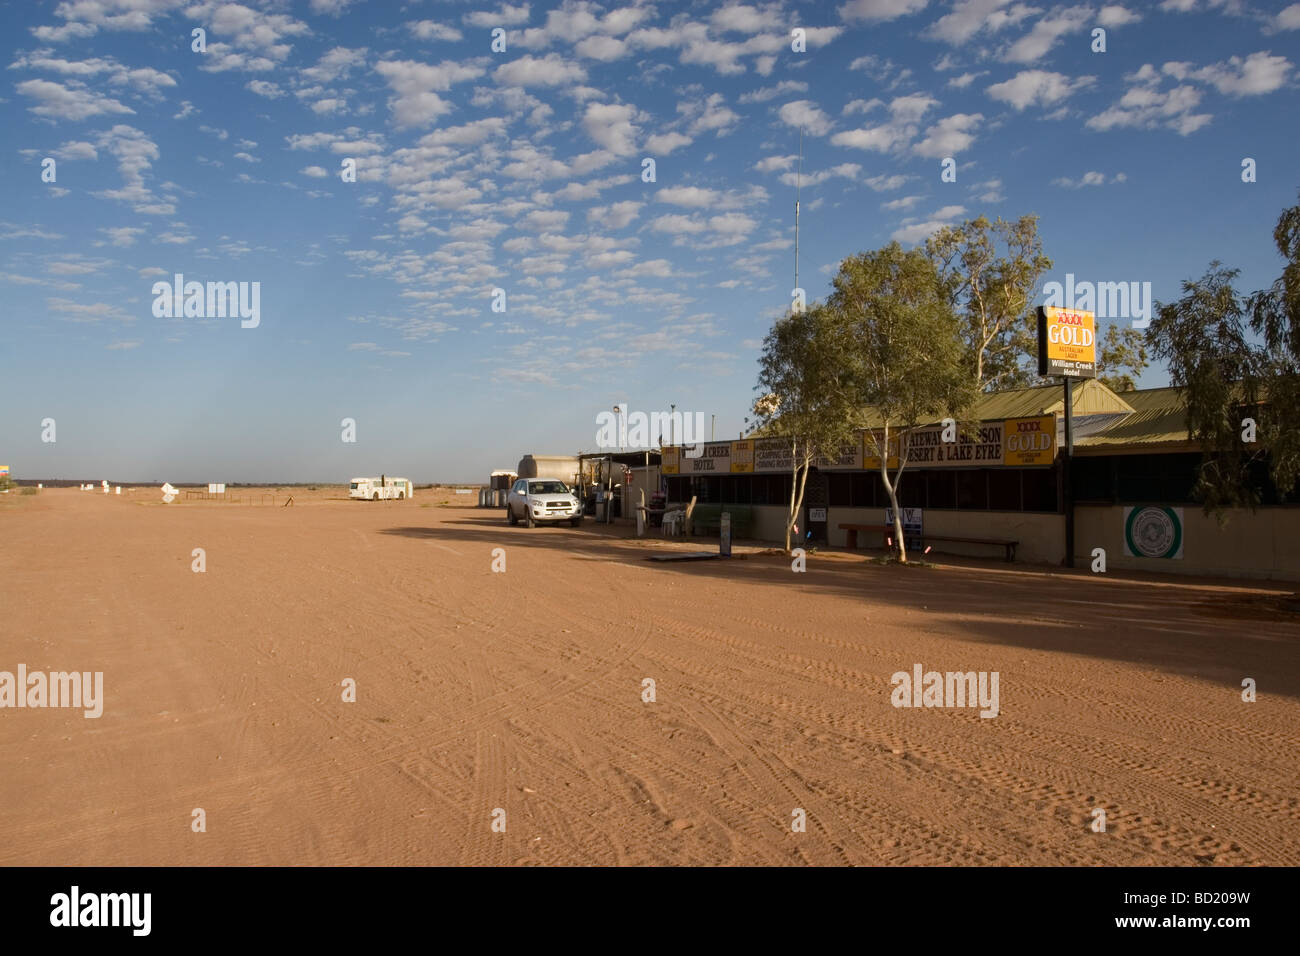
[{"x1": 528, "y1": 481, "x2": 569, "y2": 495}]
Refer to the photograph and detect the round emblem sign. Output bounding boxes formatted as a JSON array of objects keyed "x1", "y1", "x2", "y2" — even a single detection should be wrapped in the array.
[{"x1": 1125, "y1": 506, "x2": 1182, "y2": 559}]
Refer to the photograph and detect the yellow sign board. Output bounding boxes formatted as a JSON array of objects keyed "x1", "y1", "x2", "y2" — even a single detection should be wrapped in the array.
[
  {"x1": 862, "y1": 432, "x2": 899, "y2": 470},
  {"x1": 661, "y1": 446, "x2": 679, "y2": 475},
  {"x1": 1002, "y1": 415, "x2": 1057, "y2": 466},
  {"x1": 730, "y1": 440, "x2": 754, "y2": 473},
  {"x1": 1037, "y1": 306, "x2": 1096, "y2": 378}
]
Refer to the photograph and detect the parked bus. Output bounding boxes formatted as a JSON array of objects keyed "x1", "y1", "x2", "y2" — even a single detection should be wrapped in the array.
[{"x1": 349, "y1": 476, "x2": 412, "y2": 500}]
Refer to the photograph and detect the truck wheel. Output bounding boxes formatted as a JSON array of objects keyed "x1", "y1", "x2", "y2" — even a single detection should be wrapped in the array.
[
  {"x1": 524, "y1": 511, "x2": 535, "y2": 529},
  {"x1": 570, "y1": 516, "x2": 582, "y2": 528},
  {"x1": 507, "y1": 503, "x2": 517, "y2": 526}
]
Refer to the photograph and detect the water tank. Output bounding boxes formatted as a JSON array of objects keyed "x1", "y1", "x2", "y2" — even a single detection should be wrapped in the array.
[{"x1": 516, "y1": 455, "x2": 580, "y2": 484}]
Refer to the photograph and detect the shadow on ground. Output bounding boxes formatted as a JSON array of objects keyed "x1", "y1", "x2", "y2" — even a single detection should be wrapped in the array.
[{"x1": 380, "y1": 513, "x2": 1300, "y2": 701}]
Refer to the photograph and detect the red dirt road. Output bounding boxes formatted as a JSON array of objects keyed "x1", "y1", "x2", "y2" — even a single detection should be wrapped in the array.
[{"x1": 2, "y1": 488, "x2": 1298, "y2": 865}]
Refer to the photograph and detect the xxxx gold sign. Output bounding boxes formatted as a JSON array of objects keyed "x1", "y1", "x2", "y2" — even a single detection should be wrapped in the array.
[
  {"x1": 1037, "y1": 305, "x2": 1096, "y2": 378},
  {"x1": 730, "y1": 440, "x2": 754, "y2": 473},
  {"x1": 863, "y1": 432, "x2": 899, "y2": 470},
  {"x1": 1002, "y1": 415, "x2": 1057, "y2": 466},
  {"x1": 661, "y1": 445, "x2": 679, "y2": 475}
]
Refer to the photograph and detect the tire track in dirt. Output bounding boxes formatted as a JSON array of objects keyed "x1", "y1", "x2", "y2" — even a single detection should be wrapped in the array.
[{"x1": 623, "y1": 597, "x2": 1298, "y2": 865}]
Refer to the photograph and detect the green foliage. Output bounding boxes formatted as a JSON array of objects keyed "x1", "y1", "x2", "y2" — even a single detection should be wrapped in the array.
[
  {"x1": 755, "y1": 303, "x2": 858, "y2": 551},
  {"x1": 925, "y1": 214, "x2": 1053, "y2": 392},
  {"x1": 1149, "y1": 189, "x2": 1300, "y2": 516},
  {"x1": 828, "y1": 242, "x2": 975, "y2": 434},
  {"x1": 1148, "y1": 262, "x2": 1259, "y2": 513},
  {"x1": 824, "y1": 242, "x2": 976, "y2": 560},
  {"x1": 1097, "y1": 324, "x2": 1149, "y2": 392},
  {"x1": 1246, "y1": 191, "x2": 1300, "y2": 501},
  {"x1": 755, "y1": 303, "x2": 857, "y2": 447}
]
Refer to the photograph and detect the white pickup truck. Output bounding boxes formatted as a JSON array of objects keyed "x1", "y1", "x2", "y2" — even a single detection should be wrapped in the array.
[{"x1": 349, "y1": 477, "x2": 412, "y2": 500}]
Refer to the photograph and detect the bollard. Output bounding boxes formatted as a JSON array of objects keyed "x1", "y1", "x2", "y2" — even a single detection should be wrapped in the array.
[{"x1": 720, "y1": 512, "x2": 732, "y2": 557}]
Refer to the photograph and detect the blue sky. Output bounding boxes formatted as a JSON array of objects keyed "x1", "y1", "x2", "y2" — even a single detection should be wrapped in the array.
[{"x1": 1, "y1": 0, "x2": 1298, "y2": 483}]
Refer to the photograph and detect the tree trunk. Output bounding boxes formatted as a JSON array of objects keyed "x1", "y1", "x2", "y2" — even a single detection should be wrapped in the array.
[
  {"x1": 790, "y1": 455, "x2": 800, "y2": 546},
  {"x1": 784, "y1": 442, "x2": 817, "y2": 553},
  {"x1": 785, "y1": 441, "x2": 798, "y2": 552},
  {"x1": 888, "y1": 483, "x2": 907, "y2": 563},
  {"x1": 880, "y1": 465, "x2": 907, "y2": 564},
  {"x1": 877, "y1": 426, "x2": 908, "y2": 563}
]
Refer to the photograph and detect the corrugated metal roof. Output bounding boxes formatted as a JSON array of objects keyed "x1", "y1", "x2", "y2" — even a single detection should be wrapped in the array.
[
  {"x1": 976, "y1": 378, "x2": 1136, "y2": 418},
  {"x1": 853, "y1": 380, "x2": 1192, "y2": 451},
  {"x1": 1074, "y1": 385, "x2": 1193, "y2": 450},
  {"x1": 858, "y1": 379, "x2": 1134, "y2": 426},
  {"x1": 745, "y1": 380, "x2": 1194, "y2": 454}
]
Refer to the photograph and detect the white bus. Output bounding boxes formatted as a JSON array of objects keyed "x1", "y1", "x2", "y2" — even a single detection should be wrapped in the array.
[{"x1": 349, "y1": 476, "x2": 413, "y2": 500}]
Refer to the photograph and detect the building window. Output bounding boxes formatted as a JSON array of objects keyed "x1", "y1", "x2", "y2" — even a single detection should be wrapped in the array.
[
  {"x1": 927, "y1": 471, "x2": 957, "y2": 509},
  {"x1": 828, "y1": 473, "x2": 853, "y2": 507},
  {"x1": 851, "y1": 473, "x2": 875, "y2": 507},
  {"x1": 898, "y1": 472, "x2": 925, "y2": 508},
  {"x1": 988, "y1": 470, "x2": 1022, "y2": 511},
  {"x1": 956, "y1": 470, "x2": 988, "y2": 510},
  {"x1": 752, "y1": 474, "x2": 787, "y2": 505},
  {"x1": 1022, "y1": 468, "x2": 1059, "y2": 512}
]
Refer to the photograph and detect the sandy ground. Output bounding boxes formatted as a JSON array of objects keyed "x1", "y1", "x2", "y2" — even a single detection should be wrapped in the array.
[{"x1": 1, "y1": 486, "x2": 1297, "y2": 866}]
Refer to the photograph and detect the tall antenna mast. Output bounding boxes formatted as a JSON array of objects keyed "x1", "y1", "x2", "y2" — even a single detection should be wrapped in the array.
[{"x1": 795, "y1": 126, "x2": 802, "y2": 295}]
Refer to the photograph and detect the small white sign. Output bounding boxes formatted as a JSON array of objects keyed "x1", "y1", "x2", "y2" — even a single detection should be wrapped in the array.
[
  {"x1": 885, "y1": 507, "x2": 924, "y2": 550},
  {"x1": 809, "y1": 507, "x2": 827, "y2": 522},
  {"x1": 208, "y1": 483, "x2": 226, "y2": 494}
]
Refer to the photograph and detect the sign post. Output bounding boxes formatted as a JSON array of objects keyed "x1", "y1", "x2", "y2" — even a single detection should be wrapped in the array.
[{"x1": 1037, "y1": 305, "x2": 1097, "y2": 569}]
